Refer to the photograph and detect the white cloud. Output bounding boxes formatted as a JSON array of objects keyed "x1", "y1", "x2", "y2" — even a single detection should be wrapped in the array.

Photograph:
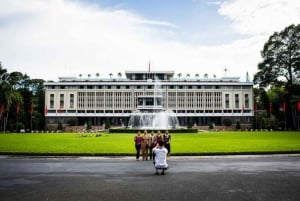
[
  {"x1": 219, "y1": 0, "x2": 300, "y2": 36},
  {"x1": 0, "y1": 0, "x2": 171, "y2": 80},
  {"x1": 0, "y1": 0, "x2": 299, "y2": 82},
  {"x1": 207, "y1": 1, "x2": 222, "y2": 5}
]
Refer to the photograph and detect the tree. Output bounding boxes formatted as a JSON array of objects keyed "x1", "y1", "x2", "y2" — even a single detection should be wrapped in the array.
[
  {"x1": 253, "y1": 24, "x2": 300, "y2": 129},
  {"x1": 0, "y1": 63, "x2": 46, "y2": 132},
  {"x1": 0, "y1": 62, "x2": 8, "y2": 81},
  {"x1": 109, "y1": 73, "x2": 113, "y2": 79},
  {"x1": 177, "y1": 73, "x2": 182, "y2": 79},
  {"x1": 117, "y1": 72, "x2": 122, "y2": 78},
  {"x1": 0, "y1": 64, "x2": 9, "y2": 131},
  {"x1": 253, "y1": 24, "x2": 300, "y2": 88}
]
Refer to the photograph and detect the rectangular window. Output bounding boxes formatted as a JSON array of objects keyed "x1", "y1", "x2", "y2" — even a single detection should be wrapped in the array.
[
  {"x1": 235, "y1": 94, "x2": 239, "y2": 108},
  {"x1": 69, "y1": 94, "x2": 74, "y2": 108},
  {"x1": 60, "y1": 94, "x2": 64, "y2": 108},
  {"x1": 77, "y1": 92, "x2": 85, "y2": 109},
  {"x1": 96, "y1": 92, "x2": 104, "y2": 108},
  {"x1": 245, "y1": 94, "x2": 249, "y2": 108},
  {"x1": 87, "y1": 92, "x2": 95, "y2": 108},
  {"x1": 225, "y1": 94, "x2": 229, "y2": 108},
  {"x1": 50, "y1": 94, "x2": 55, "y2": 108}
]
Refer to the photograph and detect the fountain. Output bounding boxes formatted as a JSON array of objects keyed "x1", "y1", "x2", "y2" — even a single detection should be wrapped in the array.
[
  {"x1": 128, "y1": 109, "x2": 179, "y2": 130},
  {"x1": 128, "y1": 79, "x2": 180, "y2": 130}
]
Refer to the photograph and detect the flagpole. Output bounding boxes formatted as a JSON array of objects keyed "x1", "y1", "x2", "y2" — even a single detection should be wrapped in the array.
[
  {"x1": 16, "y1": 104, "x2": 19, "y2": 132},
  {"x1": 256, "y1": 111, "x2": 258, "y2": 130},
  {"x1": 31, "y1": 112, "x2": 32, "y2": 132},
  {"x1": 284, "y1": 109, "x2": 287, "y2": 131},
  {"x1": 30, "y1": 104, "x2": 33, "y2": 132},
  {"x1": 284, "y1": 101, "x2": 286, "y2": 131},
  {"x1": 16, "y1": 112, "x2": 18, "y2": 132}
]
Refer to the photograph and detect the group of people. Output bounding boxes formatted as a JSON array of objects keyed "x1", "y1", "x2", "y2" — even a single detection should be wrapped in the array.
[{"x1": 134, "y1": 130, "x2": 171, "y2": 175}]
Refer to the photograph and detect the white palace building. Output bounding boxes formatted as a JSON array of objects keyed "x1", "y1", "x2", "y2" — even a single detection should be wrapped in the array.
[{"x1": 44, "y1": 70, "x2": 254, "y2": 130}]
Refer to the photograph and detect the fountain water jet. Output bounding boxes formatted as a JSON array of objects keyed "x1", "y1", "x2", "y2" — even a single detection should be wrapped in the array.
[
  {"x1": 128, "y1": 109, "x2": 179, "y2": 130},
  {"x1": 128, "y1": 78, "x2": 179, "y2": 130}
]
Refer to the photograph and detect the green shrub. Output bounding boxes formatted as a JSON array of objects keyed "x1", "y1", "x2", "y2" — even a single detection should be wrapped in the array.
[
  {"x1": 208, "y1": 122, "x2": 214, "y2": 130},
  {"x1": 236, "y1": 121, "x2": 241, "y2": 130},
  {"x1": 223, "y1": 118, "x2": 232, "y2": 126},
  {"x1": 86, "y1": 120, "x2": 92, "y2": 130},
  {"x1": 187, "y1": 118, "x2": 193, "y2": 129},
  {"x1": 108, "y1": 128, "x2": 198, "y2": 133},
  {"x1": 57, "y1": 122, "x2": 63, "y2": 130},
  {"x1": 104, "y1": 119, "x2": 111, "y2": 129},
  {"x1": 67, "y1": 117, "x2": 78, "y2": 126}
]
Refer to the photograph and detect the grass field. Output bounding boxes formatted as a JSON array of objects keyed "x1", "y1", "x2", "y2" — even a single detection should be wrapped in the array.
[{"x1": 0, "y1": 131, "x2": 300, "y2": 156}]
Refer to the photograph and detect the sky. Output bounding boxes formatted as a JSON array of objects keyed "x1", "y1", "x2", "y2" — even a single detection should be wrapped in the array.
[{"x1": 0, "y1": 0, "x2": 300, "y2": 82}]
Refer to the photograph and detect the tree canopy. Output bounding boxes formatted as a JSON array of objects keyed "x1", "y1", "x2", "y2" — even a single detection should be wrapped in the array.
[
  {"x1": 253, "y1": 24, "x2": 300, "y2": 129},
  {"x1": 254, "y1": 24, "x2": 300, "y2": 88},
  {"x1": 0, "y1": 63, "x2": 45, "y2": 132}
]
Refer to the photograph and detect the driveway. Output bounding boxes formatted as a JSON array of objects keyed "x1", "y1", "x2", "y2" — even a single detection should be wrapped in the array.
[{"x1": 0, "y1": 155, "x2": 300, "y2": 201}]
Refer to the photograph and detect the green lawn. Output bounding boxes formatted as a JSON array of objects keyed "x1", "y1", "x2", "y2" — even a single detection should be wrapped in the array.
[{"x1": 0, "y1": 131, "x2": 300, "y2": 156}]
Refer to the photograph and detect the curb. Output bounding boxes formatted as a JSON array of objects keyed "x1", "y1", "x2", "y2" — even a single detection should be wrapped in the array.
[{"x1": 1, "y1": 154, "x2": 300, "y2": 161}]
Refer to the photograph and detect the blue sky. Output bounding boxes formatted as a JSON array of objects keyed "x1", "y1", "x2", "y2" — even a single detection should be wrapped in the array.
[
  {"x1": 81, "y1": 0, "x2": 242, "y2": 45},
  {"x1": 0, "y1": 0, "x2": 299, "y2": 81}
]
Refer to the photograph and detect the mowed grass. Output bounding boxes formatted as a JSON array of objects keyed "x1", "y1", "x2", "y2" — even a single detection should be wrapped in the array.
[{"x1": 0, "y1": 131, "x2": 300, "y2": 156}]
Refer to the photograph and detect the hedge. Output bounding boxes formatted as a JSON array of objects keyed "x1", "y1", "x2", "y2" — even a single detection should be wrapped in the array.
[{"x1": 108, "y1": 128, "x2": 198, "y2": 133}]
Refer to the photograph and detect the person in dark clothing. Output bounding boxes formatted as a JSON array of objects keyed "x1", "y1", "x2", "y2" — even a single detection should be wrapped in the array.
[
  {"x1": 163, "y1": 130, "x2": 171, "y2": 156},
  {"x1": 148, "y1": 131, "x2": 157, "y2": 160},
  {"x1": 134, "y1": 131, "x2": 142, "y2": 160}
]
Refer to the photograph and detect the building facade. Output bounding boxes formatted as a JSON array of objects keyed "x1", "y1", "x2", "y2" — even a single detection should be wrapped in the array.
[{"x1": 44, "y1": 71, "x2": 254, "y2": 129}]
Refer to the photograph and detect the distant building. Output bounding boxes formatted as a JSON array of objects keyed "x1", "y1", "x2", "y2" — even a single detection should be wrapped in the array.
[{"x1": 44, "y1": 70, "x2": 254, "y2": 129}]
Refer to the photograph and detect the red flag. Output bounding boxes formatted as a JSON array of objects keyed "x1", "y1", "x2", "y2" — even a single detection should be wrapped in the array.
[
  {"x1": 254, "y1": 103, "x2": 258, "y2": 112},
  {"x1": 16, "y1": 103, "x2": 20, "y2": 114},
  {"x1": 58, "y1": 106, "x2": 62, "y2": 113},
  {"x1": 282, "y1": 102, "x2": 286, "y2": 113},
  {"x1": 269, "y1": 103, "x2": 272, "y2": 114},
  {"x1": 297, "y1": 101, "x2": 300, "y2": 112},
  {"x1": 30, "y1": 104, "x2": 34, "y2": 114},
  {"x1": 242, "y1": 105, "x2": 245, "y2": 113},
  {"x1": 44, "y1": 105, "x2": 48, "y2": 115}
]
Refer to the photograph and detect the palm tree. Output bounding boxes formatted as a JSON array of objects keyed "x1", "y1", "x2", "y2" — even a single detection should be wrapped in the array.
[
  {"x1": 177, "y1": 73, "x2": 182, "y2": 79},
  {"x1": 96, "y1": 73, "x2": 100, "y2": 77},
  {"x1": 213, "y1": 74, "x2": 216, "y2": 79},
  {"x1": 0, "y1": 62, "x2": 8, "y2": 81},
  {"x1": 204, "y1": 73, "x2": 208, "y2": 79},
  {"x1": 186, "y1": 74, "x2": 190, "y2": 79},
  {"x1": 87, "y1": 74, "x2": 91, "y2": 78},
  {"x1": 79, "y1": 74, "x2": 82, "y2": 78},
  {"x1": 109, "y1": 73, "x2": 113, "y2": 79},
  {"x1": 195, "y1": 74, "x2": 199, "y2": 78}
]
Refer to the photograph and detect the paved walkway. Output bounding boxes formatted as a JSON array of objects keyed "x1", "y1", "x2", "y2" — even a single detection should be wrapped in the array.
[{"x1": 0, "y1": 155, "x2": 300, "y2": 201}]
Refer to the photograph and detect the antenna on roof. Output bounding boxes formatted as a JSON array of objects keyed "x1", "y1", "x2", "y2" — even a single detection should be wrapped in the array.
[
  {"x1": 224, "y1": 67, "x2": 228, "y2": 77},
  {"x1": 148, "y1": 61, "x2": 151, "y2": 73},
  {"x1": 246, "y1": 72, "x2": 250, "y2": 82}
]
